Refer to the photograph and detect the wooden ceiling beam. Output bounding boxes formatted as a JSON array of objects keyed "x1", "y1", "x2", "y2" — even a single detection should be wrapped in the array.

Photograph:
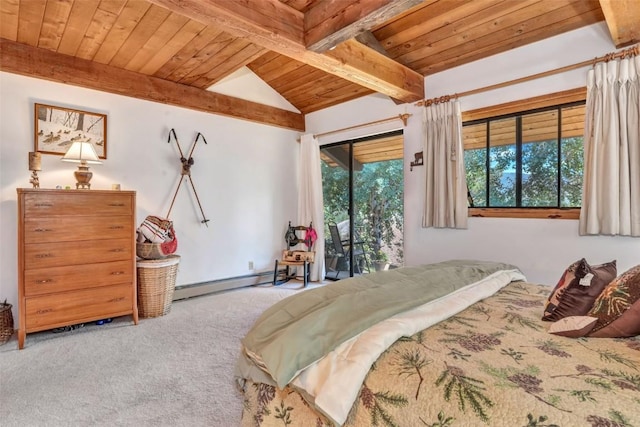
[
  {"x1": 0, "y1": 38, "x2": 304, "y2": 131},
  {"x1": 355, "y1": 30, "x2": 391, "y2": 57},
  {"x1": 354, "y1": 30, "x2": 404, "y2": 105},
  {"x1": 305, "y1": 0, "x2": 422, "y2": 53},
  {"x1": 598, "y1": 0, "x2": 640, "y2": 48},
  {"x1": 149, "y1": 0, "x2": 424, "y2": 103}
]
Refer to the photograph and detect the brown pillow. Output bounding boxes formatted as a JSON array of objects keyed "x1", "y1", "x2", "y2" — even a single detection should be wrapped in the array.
[
  {"x1": 588, "y1": 265, "x2": 640, "y2": 338},
  {"x1": 548, "y1": 316, "x2": 598, "y2": 338},
  {"x1": 542, "y1": 259, "x2": 617, "y2": 321}
]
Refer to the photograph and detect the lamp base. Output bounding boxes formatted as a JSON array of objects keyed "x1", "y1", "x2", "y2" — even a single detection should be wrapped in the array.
[
  {"x1": 74, "y1": 165, "x2": 93, "y2": 190},
  {"x1": 29, "y1": 170, "x2": 40, "y2": 188}
]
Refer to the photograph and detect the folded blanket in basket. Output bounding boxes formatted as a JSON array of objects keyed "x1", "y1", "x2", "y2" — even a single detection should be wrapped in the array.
[{"x1": 138, "y1": 216, "x2": 173, "y2": 243}]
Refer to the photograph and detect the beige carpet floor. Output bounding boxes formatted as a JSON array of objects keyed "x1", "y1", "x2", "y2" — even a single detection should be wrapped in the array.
[{"x1": 0, "y1": 281, "x2": 320, "y2": 427}]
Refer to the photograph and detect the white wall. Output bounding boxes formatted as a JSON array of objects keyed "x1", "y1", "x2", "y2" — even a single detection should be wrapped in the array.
[
  {"x1": 208, "y1": 66, "x2": 300, "y2": 113},
  {"x1": 0, "y1": 72, "x2": 300, "y2": 317},
  {"x1": 306, "y1": 22, "x2": 640, "y2": 284}
]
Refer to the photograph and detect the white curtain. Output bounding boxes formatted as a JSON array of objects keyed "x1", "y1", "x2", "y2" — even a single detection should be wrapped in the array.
[
  {"x1": 422, "y1": 100, "x2": 468, "y2": 229},
  {"x1": 298, "y1": 134, "x2": 325, "y2": 281},
  {"x1": 580, "y1": 55, "x2": 640, "y2": 236}
]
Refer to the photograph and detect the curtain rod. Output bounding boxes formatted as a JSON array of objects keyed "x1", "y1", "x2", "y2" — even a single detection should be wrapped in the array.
[
  {"x1": 415, "y1": 44, "x2": 639, "y2": 107},
  {"x1": 298, "y1": 113, "x2": 411, "y2": 142}
]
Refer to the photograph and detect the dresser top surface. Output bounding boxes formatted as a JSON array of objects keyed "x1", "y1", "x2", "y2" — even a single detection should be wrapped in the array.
[{"x1": 17, "y1": 188, "x2": 135, "y2": 195}]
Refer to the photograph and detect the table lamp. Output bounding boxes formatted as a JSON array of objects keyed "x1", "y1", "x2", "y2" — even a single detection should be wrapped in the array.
[{"x1": 62, "y1": 141, "x2": 102, "y2": 189}]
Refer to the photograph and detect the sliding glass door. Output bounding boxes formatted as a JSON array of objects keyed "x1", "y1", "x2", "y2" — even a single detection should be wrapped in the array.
[{"x1": 321, "y1": 131, "x2": 404, "y2": 280}]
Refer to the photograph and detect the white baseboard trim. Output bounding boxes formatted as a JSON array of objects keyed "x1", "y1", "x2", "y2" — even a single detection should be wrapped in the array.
[{"x1": 173, "y1": 271, "x2": 274, "y2": 300}]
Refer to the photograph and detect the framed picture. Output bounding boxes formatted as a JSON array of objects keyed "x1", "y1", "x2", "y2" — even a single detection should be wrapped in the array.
[{"x1": 34, "y1": 103, "x2": 107, "y2": 159}]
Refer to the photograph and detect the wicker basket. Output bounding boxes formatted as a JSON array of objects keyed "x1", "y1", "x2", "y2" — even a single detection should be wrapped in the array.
[
  {"x1": 136, "y1": 242, "x2": 168, "y2": 260},
  {"x1": 136, "y1": 255, "x2": 180, "y2": 318},
  {"x1": 0, "y1": 300, "x2": 14, "y2": 345}
]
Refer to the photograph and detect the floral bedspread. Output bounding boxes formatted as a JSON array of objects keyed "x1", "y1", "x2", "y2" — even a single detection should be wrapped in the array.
[{"x1": 240, "y1": 282, "x2": 640, "y2": 427}]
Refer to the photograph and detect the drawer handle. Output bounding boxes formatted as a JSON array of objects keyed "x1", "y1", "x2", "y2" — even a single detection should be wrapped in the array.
[
  {"x1": 36, "y1": 279, "x2": 54, "y2": 284},
  {"x1": 111, "y1": 271, "x2": 125, "y2": 275},
  {"x1": 34, "y1": 228, "x2": 53, "y2": 232},
  {"x1": 109, "y1": 225, "x2": 124, "y2": 229},
  {"x1": 109, "y1": 297, "x2": 125, "y2": 303},
  {"x1": 36, "y1": 308, "x2": 53, "y2": 314},
  {"x1": 109, "y1": 248, "x2": 125, "y2": 253},
  {"x1": 108, "y1": 203, "x2": 125, "y2": 207},
  {"x1": 34, "y1": 203, "x2": 53, "y2": 207},
  {"x1": 35, "y1": 253, "x2": 53, "y2": 258}
]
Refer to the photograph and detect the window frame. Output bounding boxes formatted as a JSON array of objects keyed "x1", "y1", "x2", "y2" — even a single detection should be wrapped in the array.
[{"x1": 462, "y1": 88, "x2": 586, "y2": 220}]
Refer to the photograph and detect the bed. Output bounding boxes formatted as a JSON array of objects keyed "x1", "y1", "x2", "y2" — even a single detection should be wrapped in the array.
[{"x1": 236, "y1": 260, "x2": 640, "y2": 427}]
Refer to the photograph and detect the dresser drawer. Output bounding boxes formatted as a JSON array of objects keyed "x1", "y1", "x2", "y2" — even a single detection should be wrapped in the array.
[
  {"x1": 23, "y1": 192, "x2": 133, "y2": 217},
  {"x1": 25, "y1": 284, "x2": 133, "y2": 331},
  {"x1": 24, "y1": 238, "x2": 132, "y2": 269},
  {"x1": 24, "y1": 216, "x2": 132, "y2": 244},
  {"x1": 24, "y1": 260, "x2": 133, "y2": 297}
]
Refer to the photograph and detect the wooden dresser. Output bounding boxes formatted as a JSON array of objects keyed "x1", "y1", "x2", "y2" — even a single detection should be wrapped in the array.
[{"x1": 17, "y1": 188, "x2": 138, "y2": 349}]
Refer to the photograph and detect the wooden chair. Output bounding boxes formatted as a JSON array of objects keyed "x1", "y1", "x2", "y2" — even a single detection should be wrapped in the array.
[{"x1": 273, "y1": 250, "x2": 315, "y2": 287}]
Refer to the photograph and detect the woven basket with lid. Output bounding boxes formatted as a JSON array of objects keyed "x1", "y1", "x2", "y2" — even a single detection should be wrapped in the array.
[{"x1": 136, "y1": 255, "x2": 180, "y2": 318}]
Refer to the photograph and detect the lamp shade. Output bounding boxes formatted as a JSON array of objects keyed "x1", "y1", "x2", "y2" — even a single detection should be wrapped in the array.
[
  {"x1": 62, "y1": 141, "x2": 102, "y2": 164},
  {"x1": 28, "y1": 152, "x2": 42, "y2": 171}
]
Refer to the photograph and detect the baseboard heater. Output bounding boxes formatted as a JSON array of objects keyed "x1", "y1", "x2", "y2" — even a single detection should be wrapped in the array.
[{"x1": 172, "y1": 271, "x2": 274, "y2": 301}]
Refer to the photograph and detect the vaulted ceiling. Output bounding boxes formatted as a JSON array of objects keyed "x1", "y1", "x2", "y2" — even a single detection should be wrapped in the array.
[{"x1": 1, "y1": 0, "x2": 638, "y2": 132}]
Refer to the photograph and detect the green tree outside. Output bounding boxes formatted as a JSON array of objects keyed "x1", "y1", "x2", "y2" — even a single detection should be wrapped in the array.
[
  {"x1": 464, "y1": 137, "x2": 583, "y2": 208},
  {"x1": 322, "y1": 158, "x2": 404, "y2": 268}
]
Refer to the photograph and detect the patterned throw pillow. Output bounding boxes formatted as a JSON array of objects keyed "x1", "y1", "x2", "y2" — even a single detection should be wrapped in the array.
[
  {"x1": 542, "y1": 259, "x2": 617, "y2": 321},
  {"x1": 548, "y1": 316, "x2": 598, "y2": 338},
  {"x1": 588, "y1": 265, "x2": 640, "y2": 338}
]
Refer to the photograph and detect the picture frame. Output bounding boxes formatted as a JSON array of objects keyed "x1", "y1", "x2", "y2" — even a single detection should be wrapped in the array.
[{"x1": 34, "y1": 103, "x2": 107, "y2": 159}]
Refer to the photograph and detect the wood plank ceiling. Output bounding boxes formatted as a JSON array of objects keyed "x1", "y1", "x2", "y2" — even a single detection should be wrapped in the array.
[{"x1": 0, "y1": 0, "x2": 636, "y2": 135}]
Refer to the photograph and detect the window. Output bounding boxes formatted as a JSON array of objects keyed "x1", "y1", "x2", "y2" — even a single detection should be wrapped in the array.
[{"x1": 463, "y1": 100, "x2": 585, "y2": 219}]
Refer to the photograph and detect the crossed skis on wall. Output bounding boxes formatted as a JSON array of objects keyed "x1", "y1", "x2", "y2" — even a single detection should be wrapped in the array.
[{"x1": 166, "y1": 128, "x2": 210, "y2": 226}]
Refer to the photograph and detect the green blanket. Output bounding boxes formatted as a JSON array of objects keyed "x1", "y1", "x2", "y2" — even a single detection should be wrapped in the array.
[{"x1": 242, "y1": 260, "x2": 519, "y2": 388}]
